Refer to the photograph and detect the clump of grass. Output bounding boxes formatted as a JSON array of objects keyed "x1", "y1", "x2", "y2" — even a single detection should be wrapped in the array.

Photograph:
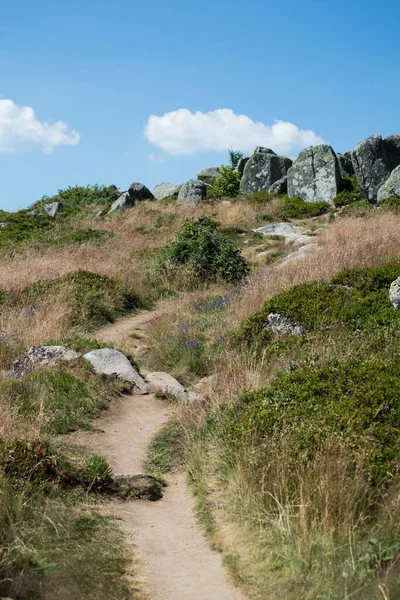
[{"x1": 145, "y1": 420, "x2": 184, "y2": 480}]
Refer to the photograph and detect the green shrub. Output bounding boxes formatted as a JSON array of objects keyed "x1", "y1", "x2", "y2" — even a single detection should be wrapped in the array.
[
  {"x1": 210, "y1": 166, "x2": 241, "y2": 199},
  {"x1": 381, "y1": 196, "x2": 400, "y2": 211},
  {"x1": 228, "y1": 149, "x2": 244, "y2": 169},
  {"x1": 160, "y1": 216, "x2": 250, "y2": 284},
  {"x1": 278, "y1": 195, "x2": 331, "y2": 218},
  {"x1": 243, "y1": 191, "x2": 274, "y2": 204},
  {"x1": 221, "y1": 359, "x2": 400, "y2": 485},
  {"x1": 334, "y1": 176, "x2": 364, "y2": 207},
  {"x1": 31, "y1": 184, "x2": 119, "y2": 215},
  {"x1": 0, "y1": 210, "x2": 52, "y2": 246},
  {"x1": 241, "y1": 261, "x2": 400, "y2": 343}
]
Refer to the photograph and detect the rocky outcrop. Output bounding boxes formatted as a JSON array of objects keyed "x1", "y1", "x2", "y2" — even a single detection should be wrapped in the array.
[
  {"x1": 251, "y1": 147, "x2": 277, "y2": 156},
  {"x1": 351, "y1": 135, "x2": 392, "y2": 203},
  {"x1": 389, "y1": 277, "x2": 400, "y2": 309},
  {"x1": 336, "y1": 153, "x2": 355, "y2": 179},
  {"x1": 240, "y1": 152, "x2": 292, "y2": 194},
  {"x1": 266, "y1": 313, "x2": 303, "y2": 336},
  {"x1": 83, "y1": 348, "x2": 150, "y2": 394},
  {"x1": 128, "y1": 182, "x2": 154, "y2": 201},
  {"x1": 253, "y1": 222, "x2": 313, "y2": 245},
  {"x1": 108, "y1": 192, "x2": 134, "y2": 213},
  {"x1": 44, "y1": 202, "x2": 62, "y2": 218},
  {"x1": 177, "y1": 180, "x2": 209, "y2": 205},
  {"x1": 377, "y1": 165, "x2": 400, "y2": 203},
  {"x1": 269, "y1": 176, "x2": 287, "y2": 195},
  {"x1": 287, "y1": 144, "x2": 342, "y2": 205},
  {"x1": 152, "y1": 183, "x2": 182, "y2": 201},
  {"x1": 235, "y1": 157, "x2": 249, "y2": 174},
  {"x1": 283, "y1": 243, "x2": 320, "y2": 262},
  {"x1": 197, "y1": 167, "x2": 221, "y2": 184},
  {"x1": 13, "y1": 346, "x2": 80, "y2": 378},
  {"x1": 384, "y1": 135, "x2": 400, "y2": 170}
]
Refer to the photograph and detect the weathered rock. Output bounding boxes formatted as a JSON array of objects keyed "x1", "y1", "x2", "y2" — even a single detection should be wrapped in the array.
[
  {"x1": 336, "y1": 153, "x2": 355, "y2": 179},
  {"x1": 283, "y1": 243, "x2": 321, "y2": 262},
  {"x1": 186, "y1": 391, "x2": 207, "y2": 404},
  {"x1": 152, "y1": 182, "x2": 182, "y2": 201},
  {"x1": 128, "y1": 182, "x2": 154, "y2": 202},
  {"x1": 108, "y1": 192, "x2": 134, "y2": 213},
  {"x1": 266, "y1": 312, "x2": 303, "y2": 336},
  {"x1": 377, "y1": 165, "x2": 400, "y2": 203},
  {"x1": 235, "y1": 157, "x2": 249, "y2": 174},
  {"x1": 44, "y1": 202, "x2": 62, "y2": 218},
  {"x1": 269, "y1": 176, "x2": 287, "y2": 195},
  {"x1": 13, "y1": 346, "x2": 80, "y2": 378},
  {"x1": 287, "y1": 144, "x2": 342, "y2": 205},
  {"x1": 251, "y1": 147, "x2": 277, "y2": 156},
  {"x1": 240, "y1": 153, "x2": 292, "y2": 194},
  {"x1": 106, "y1": 184, "x2": 118, "y2": 190},
  {"x1": 177, "y1": 180, "x2": 209, "y2": 205},
  {"x1": 197, "y1": 167, "x2": 221, "y2": 184},
  {"x1": 145, "y1": 372, "x2": 187, "y2": 401},
  {"x1": 112, "y1": 475, "x2": 163, "y2": 501},
  {"x1": 83, "y1": 348, "x2": 150, "y2": 394},
  {"x1": 384, "y1": 135, "x2": 400, "y2": 170},
  {"x1": 351, "y1": 134, "x2": 392, "y2": 203},
  {"x1": 389, "y1": 277, "x2": 400, "y2": 309},
  {"x1": 253, "y1": 222, "x2": 312, "y2": 245},
  {"x1": 95, "y1": 210, "x2": 106, "y2": 218}
]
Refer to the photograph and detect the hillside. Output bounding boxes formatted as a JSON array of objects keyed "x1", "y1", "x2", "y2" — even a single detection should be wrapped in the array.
[{"x1": 1, "y1": 141, "x2": 400, "y2": 599}]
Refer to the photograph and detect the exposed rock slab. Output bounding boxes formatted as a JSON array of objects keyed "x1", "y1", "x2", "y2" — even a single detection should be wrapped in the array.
[
  {"x1": 108, "y1": 192, "x2": 134, "y2": 213},
  {"x1": 240, "y1": 153, "x2": 292, "y2": 194},
  {"x1": 389, "y1": 277, "x2": 400, "y2": 309},
  {"x1": 253, "y1": 222, "x2": 312, "y2": 244},
  {"x1": 83, "y1": 348, "x2": 150, "y2": 394},
  {"x1": 13, "y1": 346, "x2": 80, "y2": 378},
  {"x1": 235, "y1": 157, "x2": 249, "y2": 174},
  {"x1": 287, "y1": 144, "x2": 342, "y2": 205},
  {"x1": 283, "y1": 243, "x2": 321, "y2": 262},
  {"x1": 44, "y1": 202, "x2": 62, "y2": 218},
  {"x1": 145, "y1": 372, "x2": 187, "y2": 401},
  {"x1": 266, "y1": 312, "x2": 303, "y2": 336},
  {"x1": 153, "y1": 182, "x2": 182, "y2": 201}
]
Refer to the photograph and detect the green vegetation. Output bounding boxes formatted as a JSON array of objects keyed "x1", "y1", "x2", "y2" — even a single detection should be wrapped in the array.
[
  {"x1": 228, "y1": 149, "x2": 244, "y2": 169},
  {"x1": 210, "y1": 166, "x2": 242, "y2": 199},
  {"x1": 334, "y1": 176, "x2": 364, "y2": 207},
  {"x1": 31, "y1": 184, "x2": 119, "y2": 215},
  {"x1": 145, "y1": 420, "x2": 184, "y2": 480},
  {"x1": 277, "y1": 195, "x2": 330, "y2": 218},
  {"x1": 159, "y1": 216, "x2": 250, "y2": 285}
]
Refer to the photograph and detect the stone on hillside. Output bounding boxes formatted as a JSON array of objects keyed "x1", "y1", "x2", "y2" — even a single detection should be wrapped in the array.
[
  {"x1": 106, "y1": 184, "x2": 118, "y2": 190},
  {"x1": 283, "y1": 243, "x2": 320, "y2": 262},
  {"x1": 44, "y1": 202, "x2": 62, "y2": 218},
  {"x1": 235, "y1": 157, "x2": 249, "y2": 174},
  {"x1": 384, "y1": 135, "x2": 400, "y2": 170},
  {"x1": 152, "y1": 182, "x2": 182, "y2": 201},
  {"x1": 266, "y1": 313, "x2": 303, "y2": 336},
  {"x1": 177, "y1": 180, "x2": 209, "y2": 205},
  {"x1": 128, "y1": 182, "x2": 154, "y2": 201},
  {"x1": 145, "y1": 372, "x2": 187, "y2": 401},
  {"x1": 83, "y1": 348, "x2": 150, "y2": 394},
  {"x1": 186, "y1": 391, "x2": 207, "y2": 404},
  {"x1": 108, "y1": 192, "x2": 134, "y2": 213},
  {"x1": 336, "y1": 153, "x2": 355, "y2": 179},
  {"x1": 253, "y1": 222, "x2": 312, "y2": 245},
  {"x1": 197, "y1": 167, "x2": 221, "y2": 184},
  {"x1": 13, "y1": 346, "x2": 80, "y2": 378},
  {"x1": 287, "y1": 144, "x2": 342, "y2": 205},
  {"x1": 389, "y1": 277, "x2": 400, "y2": 309},
  {"x1": 95, "y1": 210, "x2": 106, "y2": 218},
  {"x1": 351, "y1": 134, "x2": 393, "y2": 203},
  {"x1": 240, "y1": 153, "x2": 292, "y2": 194},
  {"x1": 251, "y1": 147, "x2": 277, "y2": 156},
  {"x1": 269, "y1": 176, "x2": 288, "y2": 195},
  {"x1": 377, "y1": 165, "x2": 400, "y2": 203}
]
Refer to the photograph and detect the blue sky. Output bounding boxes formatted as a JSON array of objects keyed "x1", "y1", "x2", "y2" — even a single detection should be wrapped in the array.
[{"x1": 1, "y1": 0, "x2": 399, "y2": 211}]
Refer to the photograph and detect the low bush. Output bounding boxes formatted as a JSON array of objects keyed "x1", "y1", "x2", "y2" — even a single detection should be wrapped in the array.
[
  {"x1": 277, "y1": 195, "x2": 331, "y2": 218},
  {"x1": 159, "y1": 216, "x2": 250, "y2": 284},
  {"x1": 334, "y1": 176, "x2": 364, "y2": 207},
  {"x1": 209, "y1": 166, "x2": 241, "y2": 199},
  {"x1": 31, "y1": 184, "x2": 119, "y2": 215},
  {"x1": 243, "y1": 190, "x2": 274, "y2": 204}
]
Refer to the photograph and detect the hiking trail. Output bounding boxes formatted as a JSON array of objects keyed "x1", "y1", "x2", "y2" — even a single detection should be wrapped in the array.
[{"x1": 70, "y1": 309, "x2": 244, "y2": 600}]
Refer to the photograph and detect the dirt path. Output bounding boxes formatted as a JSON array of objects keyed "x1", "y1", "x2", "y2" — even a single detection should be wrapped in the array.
[{"x1": 73, "y1": 310, "x2": 244, "y2": 600}]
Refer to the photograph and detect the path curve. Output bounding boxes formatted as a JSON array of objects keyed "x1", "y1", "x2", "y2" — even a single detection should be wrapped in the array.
[{"x1": 73, "y1": 310, "x2": 244, "y2": 600}]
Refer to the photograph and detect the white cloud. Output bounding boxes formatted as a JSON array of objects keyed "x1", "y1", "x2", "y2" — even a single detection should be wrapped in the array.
[
  {"x1": 0, "y1": 98, "x2": 80, "y2": 153},
  {"x1": 145, "y1": 108, "x2": 324, "y2": 156}
]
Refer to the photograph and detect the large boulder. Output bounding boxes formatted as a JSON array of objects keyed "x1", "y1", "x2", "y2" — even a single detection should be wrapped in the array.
[
  {"x1": 177, "y1": 180, "x2": 209, "y2": 205},
  {"x1": 108, "y1": 192, "x2": 134, "y2": 213},
  {"x1": 251, "y1": 147, "x2": 277, "y2": 156},
  {"x1": 377, "y1": 165, "x2": 400, "y2": 203},
  {"x1": 389, "y1": 277, "x2": 400, "y2": 309},
  {"x1": 152, "y1": 182, "x2": 182, "y2": 201},
  {"x1": 351, "y1": 134, "x2": 397, "y2": 203},
  {"x1": 197, "y1": 167, "x2": 221, "y2": 183},
  {"x1": 384, "y1": 135, "x2": 400, "y2": 170},
  {"x1": 235, "y1": 157, "x2": 249, "y2": 174},
  {"x1": 13, "y1": 346, "x2": 80, "y2": 378},
  {"x1": 287, "y1": 144, "x2": 342, "y2": 205},
  {"x1": 336, "y1": 153, "x2": 355, "y2": 179},
  {"x1": 269, "y1": 176, "x2": 287, "y2": 195},
  {"x1": 83, "y1": 348, "x2": 150, "y2": 394},
  {"x1": 240, "y1": 153, "x2": 292, "y2": 194},
  {"x1": 128, "y1": 182, "x2": 154, "y2": 202},
  {"x1": 44, "y1": 202, "x2": 62, "y2": 218}
]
